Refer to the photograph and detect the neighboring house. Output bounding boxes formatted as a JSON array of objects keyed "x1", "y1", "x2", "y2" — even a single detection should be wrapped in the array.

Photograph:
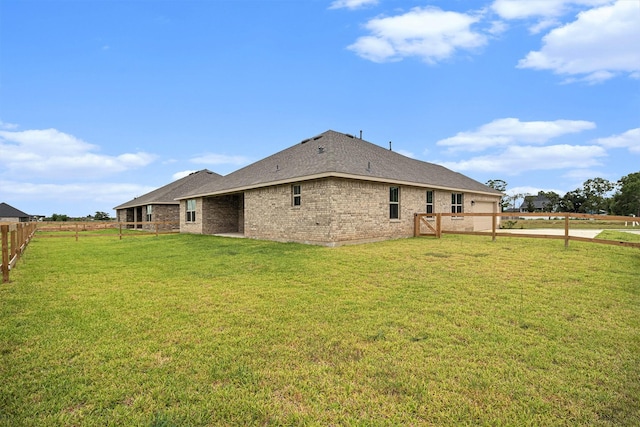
[
  {"x1": 176, "y1": 130, "x2": 503, "y2": 246},
  {"x1": 114, "y1": 169, "x2": 222, "y2": 230},
  {"x1": 519, "y1": 195, "x2": 550, "y2": 213},
  {"x1": 0, "y1": 202, "x2": 31, "y2": 222}
]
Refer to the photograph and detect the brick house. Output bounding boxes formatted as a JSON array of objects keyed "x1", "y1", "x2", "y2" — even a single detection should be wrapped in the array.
[
  {"x1": 114, "y1": 169, "x2": 221, "y2": 230},
  {"x1": 176, "y1": 130, "x2": 503, "y2": 246},
  {"x1": 0, "y1": 202, "x2": 32, "y2": 222}
]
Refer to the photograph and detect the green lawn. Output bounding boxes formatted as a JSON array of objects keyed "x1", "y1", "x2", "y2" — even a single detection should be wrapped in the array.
[{"x1": 1, "y1": 234, "x2": 639, "y2": 426}]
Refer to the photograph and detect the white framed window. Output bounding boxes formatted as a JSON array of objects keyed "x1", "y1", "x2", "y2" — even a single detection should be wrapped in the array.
[
  {"x1": 146, "y1": 205, "x2": 153, "y2": 222},
  {"x1": 292, "y1": 185, "x2": 301, "y2": 207},
  {"x1": 186, "y1": 199, "x2": 196, "y2": 222},
  {"x1": 451, "y1": 193, "x2": 463, "y2": 217},
  {"x1": 426, "y1": 190, "x2": 434, "y2": 217},
  {"x1": 390, "y1": 186, "x2": 400, "y2": 219}
]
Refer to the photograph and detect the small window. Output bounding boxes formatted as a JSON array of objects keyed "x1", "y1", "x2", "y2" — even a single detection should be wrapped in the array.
[
  {"x1": 292, "y1": 185, "x2": 301, "y2": 206},
  {"x1": 146, "y1": 205, "x2": 153, "y2": 222},
  {"x1": 426, "y1": 190, "x2": 434, "y2": 217},
  {"x1": 390, "y1": 186, "x2": 400, "y2": 219},
  {"x1": 451, "y1": 193, "x2": 463, "y2": 216},
  {"x1": 186, "y1": 199, "x2": 196, "y2": 222}
]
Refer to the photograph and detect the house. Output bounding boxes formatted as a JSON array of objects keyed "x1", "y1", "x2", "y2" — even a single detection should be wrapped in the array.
[
  {"x1": 519, "y1": 194, "x2": 550, "y2": 213},
  {"x1": 114, "y1": 169, "x2": 222, "y2": 230},
  {"x1": 0, "y1": 202, "x2": 32, "y2": 222},
  {"x1": 176, "y1": 130, "x2": 503, "y2": 246}
]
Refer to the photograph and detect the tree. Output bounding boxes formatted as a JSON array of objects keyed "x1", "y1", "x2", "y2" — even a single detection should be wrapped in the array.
[
  {"x1": 538, "y1": 191, "x2": 561, "y2": 212},
  {"x1": 611, "y1": 172, "x2": 640, "y2": 216},
  {"x1": 49, "y1": 213, "x2": 69, "y2": 222},
  {"x1": 485, "y1": 179, "x2": 509, "y2": 211},
  {"x1": 581, "y1": 177, "x2": 614, "y2": 214},
  {"x1": 94, "y1": 211, "x2": 111, "y2": 221},
  {"x1": 560, "y1": 190, "x2": 586, "y2": 213}
]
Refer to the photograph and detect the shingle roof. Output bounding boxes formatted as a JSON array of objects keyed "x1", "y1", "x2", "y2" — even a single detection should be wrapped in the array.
[
  {"x1": 180, "y1": 130, "x2": 502, "y2": 199},
  {"x1": 520, "y1": 194, "x2": 549, "y2": 210},
  {"x1": 114, "y1": 169, "x2": 222, "y2": 210},
  {"x1": 0, "y1": 202, "x2": 30, "y2": 218}
]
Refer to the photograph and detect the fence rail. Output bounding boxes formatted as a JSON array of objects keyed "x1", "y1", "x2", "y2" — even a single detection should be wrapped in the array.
[
  {"x1": 414, "y1": 212, "x2": 640, "y2": 248},
  {"x1": 36, "y1": 221, "x2": 180, "y2": 240},
  {"x1": 1, "y1": 222, "x2": 38, "y2": 283}
]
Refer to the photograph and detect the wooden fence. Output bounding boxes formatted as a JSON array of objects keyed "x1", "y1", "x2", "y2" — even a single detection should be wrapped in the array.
[
  {"x1": 36, "y1": 221, "x2": 180, "y2": 240},
  {"x1": 414, "y1": 212, "x2": 640, "y2": 249},
  {"x1": 1, "y1": 222, "x2": 38, "y2": 283}
]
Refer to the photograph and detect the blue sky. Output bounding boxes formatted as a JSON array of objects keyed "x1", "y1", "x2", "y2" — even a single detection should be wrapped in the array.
[{"x1": 1, "y1": 0, "x2": 638, "y2": 217}]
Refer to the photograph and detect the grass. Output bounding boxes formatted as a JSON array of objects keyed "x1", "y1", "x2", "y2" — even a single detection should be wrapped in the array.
[{"x1": 1, "y1": 233, "x2": 639, "y2": 426}]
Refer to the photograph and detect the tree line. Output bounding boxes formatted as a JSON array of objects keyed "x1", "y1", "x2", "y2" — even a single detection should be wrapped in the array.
[
  {"x1": 45, "y1": 211, "x2": 112, "y2": 221},
  {"x1": 487, "y1": 172, "x2": 640, "y2": 216}
]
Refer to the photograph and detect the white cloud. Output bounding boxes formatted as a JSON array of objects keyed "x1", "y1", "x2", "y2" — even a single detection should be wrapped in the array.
[
  {"x1": 347, "y1": 6, "x2": 487, "y2": 64},
  {"x1": 438, "y1": 144, "x2": 606, "y2": 174},
  {"x1": 517, "y1": 1, "x2": 640, "y2": 82},
  {"x1": 491, "y1": 0, "x2": 611, "y2": 20},
  {"x1": 0, "y1": 128, "x2": 156, "y2": 179},
  {"x1": 329, "y1": 0, "x2": 378, "y2": 10},
  {"x1": 0, "y1": 179, "x2": 155, "y2": 204},
  {"x1": 190, "y1": 153, "x2": 250, "y2": 166},
  {"x1": 0, "y1": 120, "x2": 18, "y2": 130},
  {"x1": 594, "y1": 128, "x2": 640, "y2": 153},
  {"x1": 436, "y1": 118, "x2": 596, "y2": 152}
]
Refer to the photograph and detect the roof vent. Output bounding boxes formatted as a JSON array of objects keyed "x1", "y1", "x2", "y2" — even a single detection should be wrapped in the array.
[
  {"x1": 318, "y1": 146, "x2": 325, "y2": 154},
  {"x1": 345, "y1": 133, "x2": 354, "y2": 139},
  {"x1": 301, "y1": 138, "x2": 310, "y2": 144},
  {"x1": 313, "y1": 135, "x2": 323, "y2": 141}
]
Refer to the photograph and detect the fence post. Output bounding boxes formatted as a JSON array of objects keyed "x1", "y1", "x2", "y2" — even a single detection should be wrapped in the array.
[
  {"x1": 75, "y1": 223, "x2": 79, "y2": 242},
  {"x1": 492, "y1": 212, "x2": 497, "y2": 242},
  {"x1": 564, "y1": 214, "x2": 570, "y2": 248},
  {"x1": 1, "y1": 225, "x2": 9, "y2": 283},
  {"x1": 10, "y1": 229, "x2": 17, "y2": 262},
  {"x1": 436, "y1": 213, "x2": 442, "y2": 238},
  {"x1": 119, "y1": 223, "x2": 123, "y2": 240}
]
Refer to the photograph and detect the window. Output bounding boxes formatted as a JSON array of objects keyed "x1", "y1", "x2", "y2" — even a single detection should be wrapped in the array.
[
  {"x1": 146, "y1": 205, "x2": 153, "y2": 222},
  {"x1": 390, "y1": 186, "x2": 400, "y2": 219},
  {"x1": 451, "y1": 193, "x2": 463, "y2": 216},
  {"x1": 426, "y1": 190, "x2": 434, "y2": 217},
  {"x1": 186, "y1": 199, "x2": 196, "y2": 222},
  {"x1": 292, "y1": 185, "x2": 301, "y2": 207}
]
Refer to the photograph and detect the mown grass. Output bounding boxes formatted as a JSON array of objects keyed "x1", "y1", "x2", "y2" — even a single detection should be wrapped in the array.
[{"x1": 1, "y1": 234, "x2": 639, "y2": 426}]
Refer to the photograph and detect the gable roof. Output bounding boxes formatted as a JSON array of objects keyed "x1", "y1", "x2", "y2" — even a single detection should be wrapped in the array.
[
  {"x1": 520, "y1": 194, "x2": 550, "y2": 210},
  {"x1": 114, "y1": 169, "x2": 222, "y2": 210},
  {"x1": 0, "y1": 202, "x2": 30, "y2": 218},
  {"x1": 180, "y1": 130, "x2": 502, "y2": 199}
]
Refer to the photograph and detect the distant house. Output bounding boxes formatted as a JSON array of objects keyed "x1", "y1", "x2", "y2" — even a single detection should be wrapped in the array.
[
  {"x1": 0, "y1": 202, "x2": 31, "y2": 222},
  {"x1": 114, "y1": 169, "x2": 222, "y2": 230},
  {"x1": 519, "y1": 195, "x2": 551, "y2": 213},
  {"x1": 176, "y1": 130, "x2": 503, "y2": 246}
]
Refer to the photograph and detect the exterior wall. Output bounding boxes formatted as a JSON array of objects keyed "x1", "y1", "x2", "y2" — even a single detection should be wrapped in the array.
[
  {"x1": 180, "y1": 198, "x2": 204, "y2": 234},
  {"x1": 243, "y1": 180, "x2": 334, "y2": 244},
  {"x1": 202, "y1": 195, "x2": 243, "y2": 235},
  {"x1": 149, "y1": 205, "x2": 179, "y2": 231},
  {"x1": 116, "y1": 205, "x2": 179, "y2": 231},
  {"x1": 0, "y1": 217, "x2": 20, "y2": 223},
  {"x1": 242, "y1": 177, "x2": 500, "y2": 246}
]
